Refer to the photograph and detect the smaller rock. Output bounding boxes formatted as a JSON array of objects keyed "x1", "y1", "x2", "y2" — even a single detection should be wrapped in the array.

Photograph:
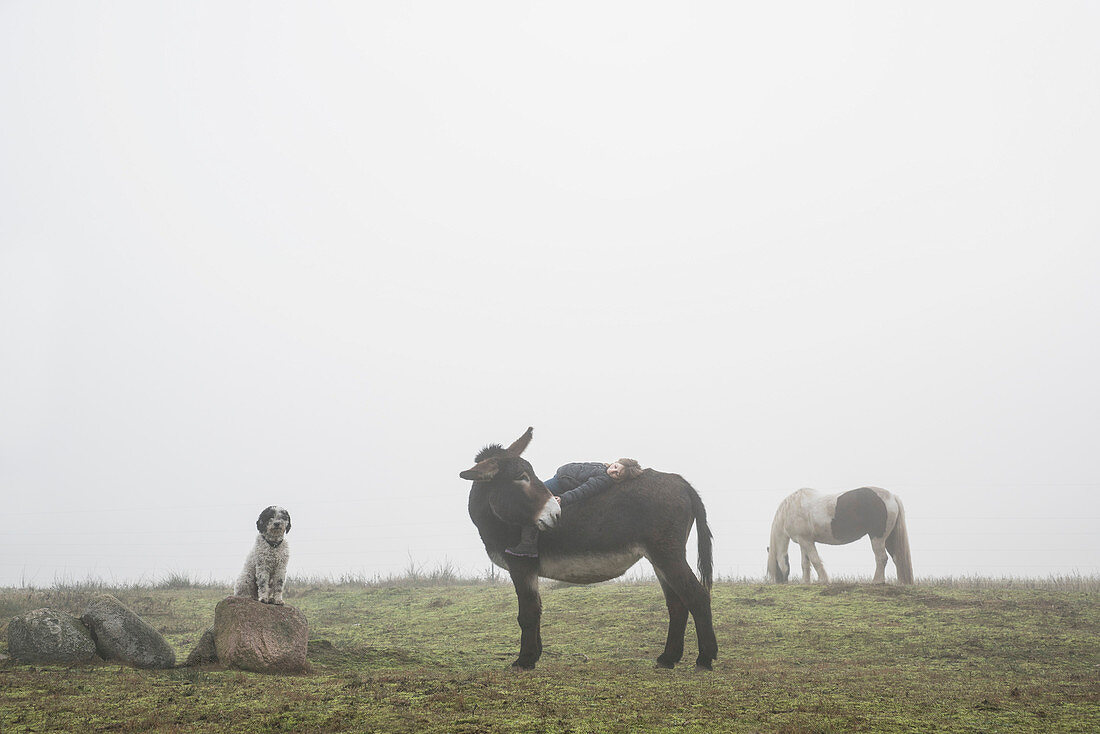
[
  {"x1": 7, "y1": 608, "x2": 99, "y2": 664},
  {"x1": 214, "y1": 595, "x2": 309, "y2": 674},
  {"x1": 81, "y1": 594, "x2": 176, "y2": 669},
  {"x1": 184, "y1": 626, "x2": 218, "y2": 666}
]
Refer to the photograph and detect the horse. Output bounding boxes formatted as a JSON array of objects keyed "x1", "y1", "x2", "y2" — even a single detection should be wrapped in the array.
[
  {"x1": 766, "y1": 486, "x2": 913, "y2": 584},
  {"x1": 460, "y1": 427, "x2": 718, "y2": 671}
]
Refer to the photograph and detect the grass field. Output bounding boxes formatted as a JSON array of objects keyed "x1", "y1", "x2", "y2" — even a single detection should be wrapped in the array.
[{"x1": 1, "y1": 577, "x2": 1097, "y2": 732}]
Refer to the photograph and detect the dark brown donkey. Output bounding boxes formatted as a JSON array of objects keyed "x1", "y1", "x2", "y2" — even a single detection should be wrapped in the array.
[{"x1": 460, "y1": 427, "x2": 717, "y2": 670}]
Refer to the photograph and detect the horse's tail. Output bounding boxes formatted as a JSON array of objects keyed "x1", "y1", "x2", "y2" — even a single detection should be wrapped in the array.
[
  {"x1": 886, "y1": 496, "x2": 914, "y2": 584},
  {"x1": 689, "y1": 485, "x2": 713, "y2": 591}
]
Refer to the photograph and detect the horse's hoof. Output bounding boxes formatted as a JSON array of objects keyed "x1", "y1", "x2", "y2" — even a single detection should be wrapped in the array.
[
  {"x1": 694, "y1": 659, "x2": 713, "y2": 671},
  {"x1": 510, "y1": 662, "x2": 536, "y2": 672},
  {"x1": 655, "y1": 659, "x2": 675, "y2": 669}
]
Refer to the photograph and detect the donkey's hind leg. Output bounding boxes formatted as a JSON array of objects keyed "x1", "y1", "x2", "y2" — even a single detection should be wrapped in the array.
[
  {"x1": 652, "y1": 557, "x2": 717, "y2": 670},
  {"x1": 655, "y1": 576, "x2": 689, "y2": 669},
  {"x1": 870, "y1": 535, "x2": 889, "y2": 583}
]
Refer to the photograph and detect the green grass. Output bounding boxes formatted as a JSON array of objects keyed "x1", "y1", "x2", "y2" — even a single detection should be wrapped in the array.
[{"x1": 1, "y1": 580, "x2": 1097, "y2": 732}]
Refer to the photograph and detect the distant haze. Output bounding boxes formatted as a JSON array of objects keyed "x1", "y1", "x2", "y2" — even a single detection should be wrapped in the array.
[{"x1": 2, "y1": 3, "x2": 1098, "y2": 586}]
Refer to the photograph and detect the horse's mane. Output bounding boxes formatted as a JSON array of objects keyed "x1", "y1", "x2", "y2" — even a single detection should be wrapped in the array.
[
  {"x1": 771, "y1": 489, "x2": 810, "y2": 538},
  {"x1": 475, "y1": 444, "x2": 508, "y2": 462}
]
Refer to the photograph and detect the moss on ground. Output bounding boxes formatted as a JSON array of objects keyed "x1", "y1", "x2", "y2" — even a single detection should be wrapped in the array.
[{"x1": 1, "y1": 582, "x2": 1097, "y2": 732}]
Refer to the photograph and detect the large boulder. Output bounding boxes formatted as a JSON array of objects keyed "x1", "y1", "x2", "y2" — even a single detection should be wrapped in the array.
[
  {"x1": 7, "y1": 608, "x2": 99, "y2": 664},
  {"x1": 80, "y1": 594, "x2": 176, "y2": 669},
  {"x1": 213, "y1": 596, "x2": 309, "y2": 674}
]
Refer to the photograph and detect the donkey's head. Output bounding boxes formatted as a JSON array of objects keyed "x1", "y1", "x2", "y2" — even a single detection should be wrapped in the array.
[{"x1": 460, "y1": 427, "x2": 560, "y2": 530}]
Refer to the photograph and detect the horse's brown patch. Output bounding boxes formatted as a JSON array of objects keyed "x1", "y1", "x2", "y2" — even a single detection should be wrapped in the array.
[{"x1": 831, "y1": 487, "x2": 887, "y2": 543}]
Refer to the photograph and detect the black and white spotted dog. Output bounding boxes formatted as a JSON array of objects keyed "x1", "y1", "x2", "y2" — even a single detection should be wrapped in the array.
[{"x1": 234, "y1": 506, "x2": 291, "y2": 604}]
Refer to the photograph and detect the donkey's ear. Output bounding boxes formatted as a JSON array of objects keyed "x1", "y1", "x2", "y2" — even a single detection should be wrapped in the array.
[
  {"x1": 460, "y1": 458, "x2": 499, "y2": 481},
  {"x1": 505, "y1": 426, "x2": 534, "y2": 456}
]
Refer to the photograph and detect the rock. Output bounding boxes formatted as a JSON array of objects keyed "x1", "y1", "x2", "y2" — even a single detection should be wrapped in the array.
[
  {"x1": 184, "y1": 626, "x2": 218, "y2": 666},
  {"x1": 81, "y1": 594, "x2": 176, "y2": 669},
  {"x1": 213, "y1": 595, "x2": 309, "y2": 674},
  {"x1": 7, "y1": 608, "x2": 99, "y2": 664}
]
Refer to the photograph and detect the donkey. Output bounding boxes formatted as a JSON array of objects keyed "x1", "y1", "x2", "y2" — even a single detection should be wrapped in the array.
[
  {"x1": 767, "y1": 486, "x2": 914, "y2": 584},
  {"x1": 460, "y1": 427, "x2": 717, "y2": 670}
]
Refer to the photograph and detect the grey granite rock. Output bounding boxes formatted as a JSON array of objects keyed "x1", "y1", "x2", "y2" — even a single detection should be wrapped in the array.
[
  {"x1": 7, "y1": 608, "x2": 99, "y2": 664},
  {"x1": 184, "y1": 626, "x2": 218, "y2": 666},
  {"x1": 80, "y1": 594, "x2": 176, "y2": 669}
]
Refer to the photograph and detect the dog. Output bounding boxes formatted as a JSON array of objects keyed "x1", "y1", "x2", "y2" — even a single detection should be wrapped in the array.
[{"x1": 234, "y1": 506, "x2": 292, "y2": 604}]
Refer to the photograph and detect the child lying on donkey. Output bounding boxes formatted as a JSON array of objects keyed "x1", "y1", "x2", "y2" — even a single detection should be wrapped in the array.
[{"x1": 507, "y1": 458, "x2": 644, "y2": 557}]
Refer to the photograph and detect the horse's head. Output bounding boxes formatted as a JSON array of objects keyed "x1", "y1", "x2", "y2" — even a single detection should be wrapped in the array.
[
  {"x1": 766, "y1": 545, "x2": 790, "y2": 583},
  {"x1": 461, "y1": 427, "x2": 560, "y2": 530}
]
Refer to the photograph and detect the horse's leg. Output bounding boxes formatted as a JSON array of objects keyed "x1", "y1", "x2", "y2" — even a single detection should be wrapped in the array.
[
  {"x1": 803, "y1": 542, "x2": 828, "y2": 583},
  {"x1": 652, "y1": 557, "x2": 717, "y2": 670},
  {"x1": 870, "y1": 536, "x2": 889, "y2": 583},
  {"x1": 654, "y1": 576, "x2": 689, "y2": 669},
  {"x1": 506, "y1": 557, "x2": 542, "y2": 670}
]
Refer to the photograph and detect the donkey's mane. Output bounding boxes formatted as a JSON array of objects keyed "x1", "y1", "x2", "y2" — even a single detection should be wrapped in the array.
[{"x1": 475, "y1": 443, "x2": 507, "y2": 462}]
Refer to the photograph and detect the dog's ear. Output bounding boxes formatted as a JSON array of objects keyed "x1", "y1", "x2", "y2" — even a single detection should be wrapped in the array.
[
  {"x1": 283, "y1": 509, "x2": 291, "y2": 534},
  {"x1": 257, "y1": 506, "x2": 275, "y2": 534}
]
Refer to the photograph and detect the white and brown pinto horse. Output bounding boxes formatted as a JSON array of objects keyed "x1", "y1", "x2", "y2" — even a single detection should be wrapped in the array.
[
  {"x1": 461, "y1": 427, "x2": 717, "y2": 670},
  {"x1": 767, "y1": 487, "x2": 913, "y2": 584}
]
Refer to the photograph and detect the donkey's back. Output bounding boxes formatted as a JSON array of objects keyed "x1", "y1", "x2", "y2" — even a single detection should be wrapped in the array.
[{"x1": 539, "y1": 470, "x2": 711, "y2": 585}]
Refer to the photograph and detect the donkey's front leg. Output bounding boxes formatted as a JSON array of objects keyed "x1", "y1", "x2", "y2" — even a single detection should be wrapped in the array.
[{"x1": 507, "y1": 557, "x2": 542, "y2": 670}]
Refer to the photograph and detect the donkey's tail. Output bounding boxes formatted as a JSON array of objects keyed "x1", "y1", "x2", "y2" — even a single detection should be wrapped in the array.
[
  {"x1": 885, "y1": 496, "x2": 914, "y2": 584},
  {"x1": 689, "y1": 486, "x2": 714, "y2": 590}
]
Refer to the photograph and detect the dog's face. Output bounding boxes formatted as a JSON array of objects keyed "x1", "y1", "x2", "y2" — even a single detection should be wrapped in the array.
[{"x1": 257, "y1": 506, "x2": 291, "y2": 542}]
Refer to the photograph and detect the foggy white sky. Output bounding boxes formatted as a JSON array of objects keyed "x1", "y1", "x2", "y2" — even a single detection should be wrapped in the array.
[{"x1": 2, "y1": 3, "x2": 1098, "y2": 587}]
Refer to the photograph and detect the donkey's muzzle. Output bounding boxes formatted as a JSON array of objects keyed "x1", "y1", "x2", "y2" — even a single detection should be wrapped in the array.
[{"x1": 536, "y1": 498, "x2": 561, "y2": 531}]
